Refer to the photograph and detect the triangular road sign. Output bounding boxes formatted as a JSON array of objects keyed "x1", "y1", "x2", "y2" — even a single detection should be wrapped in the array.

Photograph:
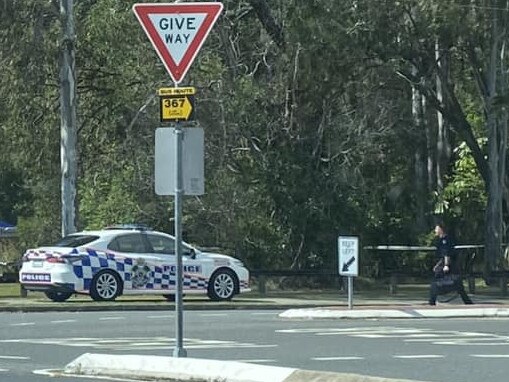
[{"x1": 133, "y1": 2, "x2": 224, "y2": 84}]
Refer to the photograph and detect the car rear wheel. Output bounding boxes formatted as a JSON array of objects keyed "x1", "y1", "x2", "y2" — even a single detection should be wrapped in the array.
[
  {"x1": 207, "y1": 269, "x2": 237, "y2": 301},
  {"x1": 44, "y1": 290, "x2": 73, "y2": 302},
  {"x1": 90, "y1": 270, "x2": 121, "y2": 301}
]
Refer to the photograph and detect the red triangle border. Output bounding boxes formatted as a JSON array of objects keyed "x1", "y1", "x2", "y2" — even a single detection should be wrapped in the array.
[{"x1": 133, "y1": 2, "x2": 224, "y2": 84}]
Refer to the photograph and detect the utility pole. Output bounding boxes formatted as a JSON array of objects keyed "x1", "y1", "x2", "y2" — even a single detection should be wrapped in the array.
[{"x1": 59, "y1": 0, "x2": 77, "y2": 237}]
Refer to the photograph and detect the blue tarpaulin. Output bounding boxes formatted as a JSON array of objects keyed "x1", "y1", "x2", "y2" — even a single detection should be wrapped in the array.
[{"x1": 0, "y1": 221, "x2": 16, "y2": 237}]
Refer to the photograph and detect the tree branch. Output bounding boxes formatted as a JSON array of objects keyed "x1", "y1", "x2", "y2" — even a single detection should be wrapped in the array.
[
  {"x1": 248, "y1": 0, "x2": 284, "y2": 48},
  {"x1": 396, "y1": 68, "x2": 490, "y2": 186}
]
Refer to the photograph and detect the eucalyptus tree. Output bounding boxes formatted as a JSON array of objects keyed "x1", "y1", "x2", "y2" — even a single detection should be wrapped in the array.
[
  {"x1": 0, "y1": 0, "x2": 63, "y2": 246},
  {"x1": 414, "y1": 0, "x2": 508, "y2": 272},
  {"x1": 192, "y1": 0, "x2": 425, "y2": 270},
  {"x1": 348, "y1": 0, "x2": 508, "y2": 272}
]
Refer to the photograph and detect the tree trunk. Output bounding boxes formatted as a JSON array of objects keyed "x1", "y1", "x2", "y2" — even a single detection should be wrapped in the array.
[
  {"x1": 435, "y1": 39, "x2": 450, "y2": 193},
  {"x1": 59, "y1": 0, "x2": 77, "y2": 236},
  {"x1": 484, "y1": 2, "x2": 507, "y2": 274},
  {"x1": 412, "y1": 66, "x2": 427, "y2": 232}
]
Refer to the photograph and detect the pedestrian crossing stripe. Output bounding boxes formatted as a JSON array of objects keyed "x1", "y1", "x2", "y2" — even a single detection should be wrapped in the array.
[
  {"x1": 276, "y1": 326, "x2": 509, "y2": 346},
  {"x1": 0, "y1": 337, "x2": 276, "y2": 351}
]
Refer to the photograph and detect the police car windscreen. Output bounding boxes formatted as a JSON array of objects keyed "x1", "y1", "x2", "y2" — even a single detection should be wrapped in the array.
[{"x1": 54, "y1": 235, "x2": 99, "y2": 247}]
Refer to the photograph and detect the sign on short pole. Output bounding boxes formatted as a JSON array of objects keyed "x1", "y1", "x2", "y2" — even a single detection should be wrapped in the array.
[{"x1": 338, "y1": 236, "x2": 359, "y2": 309}]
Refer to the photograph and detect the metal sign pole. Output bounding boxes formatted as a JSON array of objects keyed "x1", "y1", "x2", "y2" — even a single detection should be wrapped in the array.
[
  {"x1": 135, "y1": 2, "x2": 225, "y2": 360},
  {"x1": 173, "y1": 121, "x2": 186, "y2": 358},
  {"x1": 348, "y1": 276, "x2": 353, "y2": 310}
]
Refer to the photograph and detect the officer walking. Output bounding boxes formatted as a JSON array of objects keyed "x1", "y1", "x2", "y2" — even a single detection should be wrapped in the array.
[{"x1": 429, "y1": 223, "x2": 473, "y2": 305}]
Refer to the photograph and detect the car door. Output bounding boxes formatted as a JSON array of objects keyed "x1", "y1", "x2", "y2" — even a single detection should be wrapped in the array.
[
  {"x1": 143, "y1": 233, "x2": 177, "y2": 292},
  {"x1": 181, "y1": 245, "x2": 209, "y2": 293},
  {"x1": 144, "y1": 233, "x2": 207, "y2": 294},
  {"x1": 107, "y1": 232, "x2": 158, "y2": 292}
]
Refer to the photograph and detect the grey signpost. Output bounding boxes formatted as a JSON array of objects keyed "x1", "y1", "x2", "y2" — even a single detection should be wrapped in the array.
[
  {"x1": 155, "y1": 125, "x2": 204, "y2": 358},
  {"x1": 338, "y1": 235, "x2": 359, "y2": 309},
  {"x1": 134, "y1": 2, "x2": 224, "y2": 358}
]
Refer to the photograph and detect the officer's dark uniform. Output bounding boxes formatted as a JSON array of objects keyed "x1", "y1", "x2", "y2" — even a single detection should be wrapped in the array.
[{"x1": 429, "y1": 234, "x2": 473, "y2": 305}]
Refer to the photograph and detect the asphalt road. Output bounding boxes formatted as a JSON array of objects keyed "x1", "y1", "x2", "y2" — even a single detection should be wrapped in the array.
[{"x1": 1, "y1": 309, "x2": 509, "y2": 382}]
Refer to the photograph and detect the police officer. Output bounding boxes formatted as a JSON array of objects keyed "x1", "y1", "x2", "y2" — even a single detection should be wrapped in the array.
[{"x1": 429, "y1": 223, "x2": 473, "y2": 305}]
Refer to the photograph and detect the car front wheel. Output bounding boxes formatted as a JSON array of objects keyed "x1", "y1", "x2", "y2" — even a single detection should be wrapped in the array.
[
  {"x1": 207, "y1": 269, "x2": 237, "y2": 301},
  {"x1": 45, "y1": 290, "x2": 73, "y2": 302},
  {"x1": 90, "y1": 270, "x2": 121, "y2": 301}
]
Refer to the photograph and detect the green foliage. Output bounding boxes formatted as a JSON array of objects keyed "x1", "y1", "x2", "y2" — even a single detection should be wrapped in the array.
[
  {"x1": 16, "y1": 189, "x2": 61, "y2": 250},
  {"x1": 0, "y1": 163, "x2": 27, "y2": 224},
  {"x1": 437, "y1": 141, "x2": 486, "y2": 243},
  {"x1": 79, "y1": 165, "x2": 141, "y2": 230},
  {"x1": 0, "y1": 0, "x2": 504, "y2": 274},
  {"x1": 0, "y1": 238, "x2": 20, "y2": 264}
]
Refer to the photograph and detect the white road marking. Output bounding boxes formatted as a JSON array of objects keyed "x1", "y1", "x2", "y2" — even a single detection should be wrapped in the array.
[
  {"x1": 10, "y1": 322, "x2": 35, "y2": 327},
  {"x1": 357, "y1": 334, "x2": 434, "y2": 338},
  {"x1": 51, "y1": 320, "x2": 76, "y2": 324},
  {"x1": 98, "y1": 316, "x2": 125, "y2": 320},
  {"x1": 338, "y1": 329, "x2": 430, "y2": 337},
  {"x1": 471, "y1": 354, "x2": 509, "y2": 358},
  {"x1": 394, "y1": 355, "x2": 444, "y2": 359},
  {"x1": 0, "y1": 337, "x2": 276, "y2": 351},
  {"x1": 146, "y1": 315, "x2": 174, "y2": 319},
  {"x1": 199, "y1": 313, "x2": 228, "y2": 317},
  {"x1": 277, "y1": 327, "x2": 509, "y2": 347},
  {"x1": 438, "y1": 342, "x2": 508, "y2": 346},
  {"x1": 33, "y1": 369, "x2": 58, "y2": 376},
  {"x1": 0, "y1": 368, "x2": 8, "y2": 372},
  {"x1": 313, "y1": 356, "x2": 364, "y2": 361},
  {"x1": 406, "y1": 334, "x2": 491, "y2": 342},
  {"x1": 0, "y1": 355, "x2": 30, "y2": 360},
  {"x1": 277, "y1": 327, "x2": 377, "y2": 334}
]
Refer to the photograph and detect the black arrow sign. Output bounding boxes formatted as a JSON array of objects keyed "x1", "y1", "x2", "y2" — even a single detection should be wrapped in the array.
[{"x1": 342, "y1": 256, "x2": 356, "y2": 272}]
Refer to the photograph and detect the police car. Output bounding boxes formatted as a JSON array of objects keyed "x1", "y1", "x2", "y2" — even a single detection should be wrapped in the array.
[{"x1": 19, "y1": 226, "x2": 250, "y2": 302}]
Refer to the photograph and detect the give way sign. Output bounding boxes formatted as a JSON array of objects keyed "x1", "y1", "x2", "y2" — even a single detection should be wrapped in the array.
[{"x1": 133, "y1": 2, "x2": 224, "y2": 84}]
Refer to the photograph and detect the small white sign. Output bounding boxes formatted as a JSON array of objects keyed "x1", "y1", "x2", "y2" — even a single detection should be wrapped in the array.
[
  {"x1": 338, "y1": 236, "x2": 359, "y2": 277},
  {"x1": 155, "y1": 127, "x2": 204, "y2": 195}
]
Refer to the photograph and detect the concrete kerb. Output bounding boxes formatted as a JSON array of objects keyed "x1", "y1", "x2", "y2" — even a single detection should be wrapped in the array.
[{"x1": 63, "y1": 353, "x2": 423, "y2": 382}]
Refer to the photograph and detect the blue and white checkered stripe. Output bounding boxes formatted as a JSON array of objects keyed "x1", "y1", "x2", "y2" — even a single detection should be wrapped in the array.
[
  {"x1": 72, "y1": 249, "x2": 133, "y2": 291},
  {"x1": 141, "y1": 265, "x2": 208, "y2": 290},
  {"x1": 72, "y1": 249, "x2": 208, "y2": 292}
]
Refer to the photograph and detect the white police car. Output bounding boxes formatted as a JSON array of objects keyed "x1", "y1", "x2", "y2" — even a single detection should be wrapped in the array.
[{"x1": 19, "y1": 226, "x2": 250, "y2": 302}]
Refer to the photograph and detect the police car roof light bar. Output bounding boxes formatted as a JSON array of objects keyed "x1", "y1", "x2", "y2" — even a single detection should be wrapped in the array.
[{"x1": 104, "y1": 224, "x2": 152, "y2": 231}]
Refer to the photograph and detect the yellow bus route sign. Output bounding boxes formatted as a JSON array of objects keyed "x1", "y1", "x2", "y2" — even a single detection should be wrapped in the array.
[{"x1": 159, "y1": 87, "x2": 196, "y2": 122}]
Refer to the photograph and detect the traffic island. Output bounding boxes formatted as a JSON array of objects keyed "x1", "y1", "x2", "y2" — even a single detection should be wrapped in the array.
[{"x1": 63, "y1": 353, "x2": 424, "y2": 382}]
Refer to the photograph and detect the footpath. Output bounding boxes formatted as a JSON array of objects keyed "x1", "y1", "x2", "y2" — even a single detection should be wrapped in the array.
[{"x1": 3, "y1": 285, "x2": 509, "y2": 382}]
